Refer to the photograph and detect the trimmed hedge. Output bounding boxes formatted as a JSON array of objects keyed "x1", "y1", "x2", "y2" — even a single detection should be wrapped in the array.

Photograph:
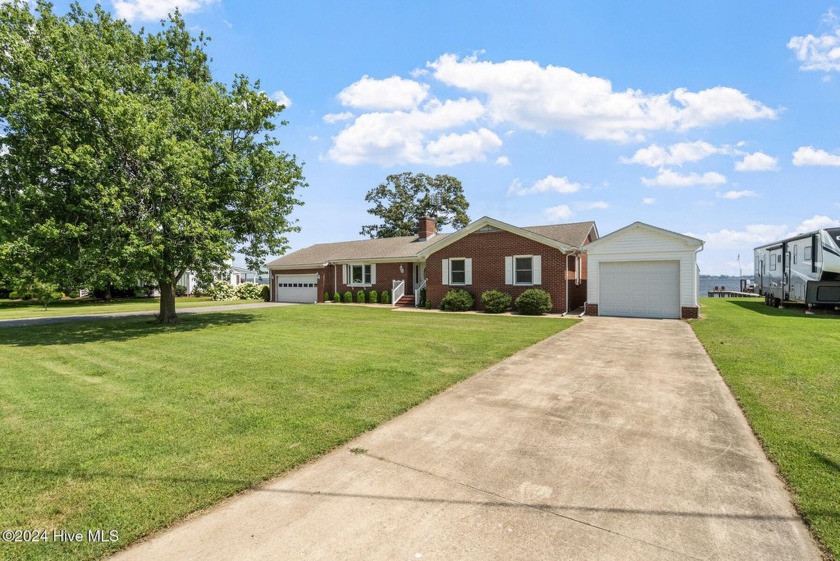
[
  {"x1": 356, "y1": 290, "x2": 366, "y2": 304},
  {"x1": 343, "y1": 291, "x2": 353, "y2": 303},
  {"x1": 324, "y1": 291, "x2": 331, "y2": 302},
  {"x1": 334, "y1": 291, "x2": 342, "y2": 302},
  {"x1": 515, "y1": 288, "x2": 552, "y2": 315},
  {"x1": 380, "y1": 290, "x2": 390, "y2": 304},
  {"x1": 441, "y1": 289, "x2": 474, "y2": 312},
  {"x1": 481, "y1": 290, "x2": 512, "y2": 314},
  {"x1": 368, "y1": 290, "x2": 378, "y2": 304},
  {"x1": 261, "y1": 285, "x2": 271, "y2": 302},
  {"x1": 175, "y1": 285, "x2": 188, "y2": 297}
]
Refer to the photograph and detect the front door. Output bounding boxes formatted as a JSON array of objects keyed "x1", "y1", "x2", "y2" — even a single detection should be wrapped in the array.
[{"x1": 414, "y1": 263, "x2": 426, "y2": 286}]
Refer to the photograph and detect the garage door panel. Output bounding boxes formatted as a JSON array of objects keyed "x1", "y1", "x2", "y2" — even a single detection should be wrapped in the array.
[
  {"x1": 276, "y1": 274, "x2": 318, "y2": 303},
  {"x1": 600, "y1": 261, "x2": 679, "y2": 319}
]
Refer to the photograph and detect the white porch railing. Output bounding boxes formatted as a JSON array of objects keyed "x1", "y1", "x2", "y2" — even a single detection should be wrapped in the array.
[
  {"x1": 392, "y1": 280, "x2": 405, "y2": 307},
  {"x1": 415, "y1": 278, "x2": 427, "y2": 307}
]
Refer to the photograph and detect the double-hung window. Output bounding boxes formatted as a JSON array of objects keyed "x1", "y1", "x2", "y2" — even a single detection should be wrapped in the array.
[
  {"x1": 347, "y1": 264, "x2": 374, "y2": 286},
  {"x1": 449, "y1": 259, "x2": 466, "y2": 284},
  {"x1": 515, "y1": 257, "x2": 533, "y2": 284}
]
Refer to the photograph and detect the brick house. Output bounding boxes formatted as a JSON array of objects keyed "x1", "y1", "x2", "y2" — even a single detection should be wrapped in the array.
[{"x1": 266, "y1": 216, "x2": 597, "y2": 313}]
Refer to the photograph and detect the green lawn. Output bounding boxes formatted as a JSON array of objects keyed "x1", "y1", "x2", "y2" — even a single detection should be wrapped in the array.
[
  {"x1": 0, "y1": 297, "x2": 262, "y2": 320},
  {"x1": 691, "y1": 298, "x2": 840, "y2": 560},
  {"x1": 0, "y1": 305, "x2": 576, "y2": 561}
]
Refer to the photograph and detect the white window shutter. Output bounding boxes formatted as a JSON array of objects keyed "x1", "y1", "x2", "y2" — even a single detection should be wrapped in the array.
[
  {"x1": 533, "y1": 255, "x2": 542, "y2": 285},
  {"x1": 370, "y1": 264, "x2": 377, "y2": 285},
  {"x1": 342, "y1": 264, "x2": 347, "y2": 285},
  {"x1": 465, "y1": 258, "x2": 473, "y2": 285},
  {"x1": 505, "y1": 256, "x2": 513, "y2": 285},
  {"x1": 442, "y1": 259, "x2": 450, "y2": 285}
]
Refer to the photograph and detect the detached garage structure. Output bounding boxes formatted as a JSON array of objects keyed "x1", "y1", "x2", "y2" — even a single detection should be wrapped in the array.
[{"x1": 585, "y1": 222, "x2": 704, "y2": 319}]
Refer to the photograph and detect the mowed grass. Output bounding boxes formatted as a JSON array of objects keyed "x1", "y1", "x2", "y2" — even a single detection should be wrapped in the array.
[
  {"x1": 0, "y1": 305, "x2": 576, "y2": 561},
  {"x1": 691, "y1": 298, "x2": 840, "y2": 559},
  {"x1": 0, "y1": 297, "x2": 262, "y2": 320}
]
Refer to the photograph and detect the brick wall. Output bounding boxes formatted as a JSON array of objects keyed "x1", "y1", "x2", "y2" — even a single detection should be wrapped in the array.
[
  {"x1": 425, "y1": 230, "x2": 573, "y2": 313},
  {"x1": 585, "y1": 303, "x2": 599, "y2": 316},
  {"x1": 270, "y1": 267, "x2": 328, "y2": 302},
  {"x1": 271, "y1": 263, "x2": 417, "y2": 302},
  {"x1": 681, "y1": 306, "x2": 699, "y2": 319}
]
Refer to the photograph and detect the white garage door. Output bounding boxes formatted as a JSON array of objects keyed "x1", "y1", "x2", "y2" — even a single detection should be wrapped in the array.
[
  {"x1": 275, "y1": 274, "x2": 318, "y2": 303},
  {"x1": 599, "y1": 261, "x2": 680, "y2": 319}
]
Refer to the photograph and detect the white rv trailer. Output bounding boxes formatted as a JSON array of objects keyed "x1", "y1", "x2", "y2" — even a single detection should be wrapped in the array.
[{"x1": 754, "y1": 227, "x2": 840, "y2": 307}]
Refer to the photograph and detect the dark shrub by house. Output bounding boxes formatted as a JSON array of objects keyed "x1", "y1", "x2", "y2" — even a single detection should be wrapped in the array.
[
  {"x1": 515, "y1": 289, "x2": 552, "y2": 315},
  {"x1": 418, "y1": 287, "x2": 427, "y2": 308},
  {"x1": 356, "y1": 290, "x2": 366, "y2": 304},
  {"x1": 175, "y1": 284, "x2": 188, "y2": 297},
  {"x1": 333, "y1": 291, "x2": 342, "y2": 302},
  {"x1": 381, "y1": 290, "x2": 390, "y2": 304},
  {"x1": 368, "y1": 290, "x2": 378, "y2": 304},
  {"x1": 260, "y1": 285, "x2": 271, "y2": 301},
  {"x1": 481, "y1": 290, "x2": 512, "y2": 314},
  {"x1": 323, "y1": 291, "x2": 331, "y2": 302},
  {"x1": 441, "y1": 289, "x2": 474, "y2": 312},
  {"x1": 343, "y1": 291, "x2": 353, "y2": 303}
]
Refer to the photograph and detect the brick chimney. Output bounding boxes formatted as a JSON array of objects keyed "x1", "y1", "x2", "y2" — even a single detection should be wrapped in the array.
[{"x1": 418, "y1": 216, "x2": 437, "y2": 240}]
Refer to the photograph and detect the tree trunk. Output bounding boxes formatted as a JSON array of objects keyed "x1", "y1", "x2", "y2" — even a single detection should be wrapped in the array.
[{"x1": 157, "y1": 278, "x2": 179, "y2": 324}]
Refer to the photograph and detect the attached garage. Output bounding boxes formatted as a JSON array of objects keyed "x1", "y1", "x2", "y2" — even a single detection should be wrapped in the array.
[
  {"x1": 275, "y1": 274, "x2": 318, "y2": 303},
  {"x1": 585, "y1": 222, "x2": 704, "y2": 320}
]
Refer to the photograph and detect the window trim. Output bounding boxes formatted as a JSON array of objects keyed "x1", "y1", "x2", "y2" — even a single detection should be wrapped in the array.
[
  {"x1": 513, "y1": 255, "x2": 534, "y2": 285},
  {"x1": 449, "y1": 258, "x2": 467, "y2": 285},
  {"x1": 348, "y1": 264, "x2": 373, "y2": 287}
]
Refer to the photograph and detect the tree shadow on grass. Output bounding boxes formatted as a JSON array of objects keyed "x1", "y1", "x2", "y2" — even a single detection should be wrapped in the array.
[
  {"x1": 812, "y1": 451, "x2": 840, "y2": 474},
  {"x1": 726, "y1": 300, "x2": 840, "y2": 319},
  {"x1": 0, "y1": 312, "x2": 261, "y2": 347}
]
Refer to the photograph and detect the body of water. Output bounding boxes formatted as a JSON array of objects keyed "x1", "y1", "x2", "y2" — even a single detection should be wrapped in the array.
[{"x1": 698, "y1": 276, "x2": 753, "y2": 297}]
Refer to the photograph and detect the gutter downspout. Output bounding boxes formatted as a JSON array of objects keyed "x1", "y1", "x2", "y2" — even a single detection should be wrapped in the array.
[
  {"x1": 333, "y1": 263, "x2": 337, "y2": 298},
  {"x1": 565, "y1": 253, "x2": 572, "y2": 314}
]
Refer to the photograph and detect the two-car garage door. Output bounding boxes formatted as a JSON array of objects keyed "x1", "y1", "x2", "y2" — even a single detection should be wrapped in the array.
[
  {"x1": 599, "y1": 261, "x2": 680, "y2": 319},
  {"x1": 275, "y1": 274, "x2": 318, "y2": 303}
]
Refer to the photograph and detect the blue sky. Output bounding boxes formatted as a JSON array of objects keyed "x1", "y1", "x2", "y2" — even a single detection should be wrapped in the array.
[{"x1": 54, "y1": 1, "x2": 840, "y2": 274}]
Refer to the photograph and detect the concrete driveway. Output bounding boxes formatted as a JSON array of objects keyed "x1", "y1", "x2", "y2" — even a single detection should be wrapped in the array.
[{"x1": 112, "y1": 317, "x2": 821, "y2": 561}]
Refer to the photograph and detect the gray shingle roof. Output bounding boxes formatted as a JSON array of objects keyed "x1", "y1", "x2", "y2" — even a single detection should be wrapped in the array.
[{"x1": 266, "y1": 220, "x2": 597, "y2": 269}]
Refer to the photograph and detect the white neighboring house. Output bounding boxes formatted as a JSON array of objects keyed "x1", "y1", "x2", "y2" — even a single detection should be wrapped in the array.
[{"x1": 176, "y1": 261, "x2": 264, "y2": 295}]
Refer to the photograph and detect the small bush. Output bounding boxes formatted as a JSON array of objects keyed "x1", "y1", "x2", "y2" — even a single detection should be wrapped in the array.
[
  {"x1": 260, "y1": 285, "x2": 271, "y2": 302},
  {"x1": 324, "y1": 291, "x2": 331, "y2": 302},
  {"x1": 425, "y1": 300, "x2": 432, "y2": 309},
  {"x1": 441, "y1": 289, "x2": 474, "y2": 312},
  {"x1": 481, "y1": 290, "x2": 512, "y2": 314},
  {"x1": 356, "y1": 290, "x2": 366, "y2": 303},
  {"x1": 193, "y1": 286, "x2": 209, "y2": 297},
  {"x1": 380, "y1": 290, "x2": 390, "y2": 305},
  {"x1": 343, "y1": 291, "x2": 353, "y2": 303},
  {"x1": 209, "y1": 281, "x2": 237, "y2": 301},
  {"x1": 515, "y1": 288, "x2": 552, "y2": 315},
  {"x1": 175, "y1": 285, "x2": 188, "y2": 297},
  {"x1": 21, "y1": 292, "x2": 33, "y2": 300},
  {"x1": 235, "y1": 282, "x2": 263, "y2": 300},
  {"x1": 8, "y1": 291, "x2": 19, "y2": 299},
  {"x1": 368, "y1": 290, "x2": 378, "y2": 304},
  {"x1": 334, "y1": 291, "x2": 342, "y2": 302},
  {"x1": 418, "y1": 287, "x2": 427, "y2": 308}
]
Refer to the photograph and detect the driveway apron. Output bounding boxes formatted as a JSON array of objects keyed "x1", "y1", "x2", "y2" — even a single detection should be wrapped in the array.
[{"x1": 112, "y1": 317, "x2": 821, "y2": 561}]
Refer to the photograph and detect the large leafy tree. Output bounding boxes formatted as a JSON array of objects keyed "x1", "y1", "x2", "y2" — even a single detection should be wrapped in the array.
[
  {"x1": 360, "y1": 172, "x2": 470, "y2": 238},
  {"x1": 0, "y1": 1, "x2": 305, "y2": 322}
]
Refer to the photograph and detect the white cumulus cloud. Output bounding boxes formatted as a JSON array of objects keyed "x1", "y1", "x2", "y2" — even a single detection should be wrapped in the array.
[
  {"x1": 788, "y1": 11, "x2": 840, "y2": 72},
  {"x1": 495, "y1": 156, "x2": 511, "y2": 166},
  {"x1": 642, "y1": 197, "x2": 656, "y2": 205},
  {"x1": 337, "y1": 75, "x2": 430, "y2": 111},
  {"x1": 792, "y1": 146, "x2": 840, "y2": 166},
  {"x1": 622, "y1": 141, "x2": 722, "y2": 167},
  {"x1": 428, "y1": 54, "x2": 776, "y2": 142},
  {"x1": 112, "y1": 0, "x2": 217, "y2": 21},
  {"x1": 270, "y1": 90, "x2": 292, "y2": 108},
  {"x1": 687, "y1": 224, "x2": 789, "y2": 250},
  {"x1": 716, "y1": 190, "x2": 757, "y2": 200},
  {"x1": 545, "y1": 204, "x2": 573, "y2": 221},
  {"x1": 323, "y1": 112, "x2": 355, "y2": 124},
  {"x1": 508, "y1": 175, "x2": 583, "y2": 196},
  {"x1": 641, "y1": 169, "x2": 727, "y2": 187},
  {"x1": 735, "y1": 152, "x2": 778, "y2": 171},
  {"x1": 326, "y1": 99, "x2": 499, "y2": 166},
  {"x1": 791, "y1": 215, "x2": 840, "y2": 235}
]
